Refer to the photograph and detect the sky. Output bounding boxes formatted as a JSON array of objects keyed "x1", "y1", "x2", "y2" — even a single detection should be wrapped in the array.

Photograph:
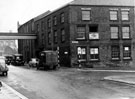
[{"x1": 0, "y1": 0, "x2": 73, "y2": 32}]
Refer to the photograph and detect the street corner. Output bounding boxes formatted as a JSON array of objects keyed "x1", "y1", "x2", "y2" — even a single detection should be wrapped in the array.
[
  {"x1": 0, "y1": 81, "x2": 29, "y2": 99},
  {"x1": 103, "y1": 75, "x2": 135, "y2": 85}
]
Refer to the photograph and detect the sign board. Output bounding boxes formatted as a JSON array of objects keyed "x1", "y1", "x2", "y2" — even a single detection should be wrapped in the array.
[{"x1": 72, "y1": 41, "x2": 78, "y2": 43}]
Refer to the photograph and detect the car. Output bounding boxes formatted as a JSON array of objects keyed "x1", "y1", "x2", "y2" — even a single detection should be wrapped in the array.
[
  {"x1": 29, "y1": 58, "x2": 39, "y2": 67},
  {"x1": 0, "y1": 56, "x2": 8, "y2": 76},
  {"x1": 4, "y1": 55, "x2": 13, "y2": 65},
  {"x1": 11, "y1": 54, "x2": 25, "y2": 66}
]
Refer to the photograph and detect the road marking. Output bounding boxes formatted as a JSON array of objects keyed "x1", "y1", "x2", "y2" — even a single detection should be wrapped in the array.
[
  {"x1": 77, "y1": 69, "x2": 135, "y2": 72},
  {"x1": 1, "y1": 81, "x2": 29, "y2": 99}
]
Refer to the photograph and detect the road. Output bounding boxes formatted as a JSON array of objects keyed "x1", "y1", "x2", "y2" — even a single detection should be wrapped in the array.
[{"x1": 1, "y1": 65, "x2": 135, "y2": 99}]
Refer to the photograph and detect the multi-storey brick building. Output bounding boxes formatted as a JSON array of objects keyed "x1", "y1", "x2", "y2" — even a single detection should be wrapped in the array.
[{"x1": 18, "y1": 0, "x2": 135, "y2": 67}]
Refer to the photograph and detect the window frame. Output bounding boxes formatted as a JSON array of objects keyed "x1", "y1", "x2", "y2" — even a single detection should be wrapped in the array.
[
  {"x1": 123, "y1": 46, "x2": 131, "y2": 60},
  {"x1": 89, "y1": 25, "x2": 99, "y2": 40},
  {"x1": 48, "y1": 32, "x2": 51, "y2": 45},
  {"x1": 60, "y1": 13, "x2": 64, "y2": 23},
  {"x1": 53, "y1": 16, "x2": 57, "y2": 25},
  {"x1": 81, "y1": 10, "x2": 91, "y2": 21},
  {"x1": 109, "y1": 10, "x2": 118, "y2": 21},
  {"x1": 121, "y1": 10, "x2": 129, "y2": 21},
  {"x1": 61, "y1": 29, "x2": 65, "y2": 42},
  {"x1": 89, "y1": 47, "x2": 99, "y2": 61},
  {"x1": 76, "y1": 25, "x2": 86, "y2": 40},
  {"x1": 47, "y1": 18, "x2": 51, "y2": 28},
  {"x1": 77, "y1": 46, "x2": 87, "y2": 60},
  {"x1": 53, "y1": 30, "x2": 58, "y2": 44},
  {"x1": 111, "y1": 46, "x2": 120, "y2": 60},
  {"x1": 122, "y1": 26, "x2": 130, "y2": 39},
  {"x1": 110, "y1": 26, "x2": 119, "y2": 39}
]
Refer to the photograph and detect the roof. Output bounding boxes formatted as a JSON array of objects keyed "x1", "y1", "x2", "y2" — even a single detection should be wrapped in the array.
[
  {"x1": 34, "y1": 10, "x2": 51, "y2": 21},
  {"x1": 69, "y1": 0, "x2": 135, "y2": 6}
]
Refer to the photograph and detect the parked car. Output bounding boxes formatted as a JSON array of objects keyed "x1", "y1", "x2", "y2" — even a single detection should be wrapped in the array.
[
  {"x1": 4, "y1": 55, "x2": 13, "y2": 65},
  {"x1": 0, "y1": 56, "x2": 8, "y2": 76},
  {"x1": 11, "y1": 54, "x2": 25, "y2": 66},
  {"x1": 29, "y1": 58, "x2": 39, "y2": 67}
]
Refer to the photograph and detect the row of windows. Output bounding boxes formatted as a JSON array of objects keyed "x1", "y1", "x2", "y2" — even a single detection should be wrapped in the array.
[
  {"x1": 48, "y1": 29, "x2": 65, "y2": 45},
  {"x1": 76, "y1": 25, "x2": 131, "y2": 40},
  {"x1": 47, "y1": 13, "x2": 64, "y2": 28},
  {"x1": 77, "y1": 46, "x2": 131, "y2": 61},
  {"x1": 82, "y1": 8, "x2": 130, "y2": 21}
]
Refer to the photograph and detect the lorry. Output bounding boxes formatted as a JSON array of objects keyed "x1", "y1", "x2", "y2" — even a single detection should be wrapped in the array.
[{"x1": 37, "y1": 50, "x2": 59, "y2": 70}]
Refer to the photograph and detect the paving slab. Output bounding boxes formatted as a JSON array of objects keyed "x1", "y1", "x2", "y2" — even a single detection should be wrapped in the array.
[{"x1": 0, "y1": 81, "x2": 28, "y2": 99}]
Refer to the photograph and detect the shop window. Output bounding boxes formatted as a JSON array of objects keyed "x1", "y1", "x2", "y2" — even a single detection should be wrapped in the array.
[
  {"x1": 77, "y1": 47, "x2": 86, "y2": 60},
  {"x1": 90, "y1": 47, "x2": 99, "y2": 60}
]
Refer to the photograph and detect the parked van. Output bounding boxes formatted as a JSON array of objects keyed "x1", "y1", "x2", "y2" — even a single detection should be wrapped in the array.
[{"x1": 37, "y1": 50, "x2": 58, "y2": 70}]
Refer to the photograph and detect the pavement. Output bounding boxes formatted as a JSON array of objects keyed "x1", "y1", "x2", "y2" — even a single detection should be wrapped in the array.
[
  {"x1": 77, "y1": 67, "x2": 135, "y2": 85},
  {"x1": 0, "y1": 81, "x2": 28, "y2": 99}
]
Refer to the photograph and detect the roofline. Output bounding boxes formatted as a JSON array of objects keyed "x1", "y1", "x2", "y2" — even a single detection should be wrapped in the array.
[
  {"x1": 69, "y1": 4, "x2": 135, "y2": 7},
  {"x1": 34, "y1": 3, "x2": 135, "y2": 22}
]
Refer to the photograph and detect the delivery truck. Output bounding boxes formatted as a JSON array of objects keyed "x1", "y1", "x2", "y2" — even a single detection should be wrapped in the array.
[{"x1": 37, "y1": 50, "x2": 59, "y2": 70}]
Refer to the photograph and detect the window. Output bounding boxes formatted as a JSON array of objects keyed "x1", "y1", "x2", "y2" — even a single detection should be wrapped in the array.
[
  {"x1": 90, "y1": 47, "x2": 99, "y2": 60},
  {"x1": 111, "y1": 46, "x2": 120, "y2": 60},
  {"x1": 77, "y1": 47, "x2": 86, "y2": 60},
  {"x1": 110, "y1": 26, "x2": 119, "y2": 39},
  {"x1": 110, "y1": 10, "x2": 118, "y2": 21},
  {"x1": 53, "y1": 16, "x2": 57, "y2": 25},
  {"x1": 122, "y1": 26, "x2": 130, "y2": 39},
  {"x1": 41, "y1": 21, "x2": 44, "y2": 31},
  {"x1": 54, "y1": 30, "x2": 58, "y2": 43},
  {"x1": 48, "y1": 32, "x2": 51, "y2": 45},
  {"x1": 76, "y1": 26, "x2": 86, "y2": 40},
  {"x1": 36, "y1": 24, "x2": 39, "y2": 33},
  {"x1": 82, "y1": 10, "x2": 91, "y2": 20},
  {"x1": 121, "y1": 10, "x2": 129, "y2": 21},
  {"x1": 60, "y1": 13, "x2": 64, "y2": 23},
  {"x1": 123, "y1": 46, "x2": 131, "y2": 59},
  {"x1": 47, "y1": 19, "x2": 51, "y2": 28},
  {"x1": 89, "y1": 25, "x2": 99, "y2": 40},
  {"x1": 61, "y1": 29, "x2": 65, "y2": 42}
]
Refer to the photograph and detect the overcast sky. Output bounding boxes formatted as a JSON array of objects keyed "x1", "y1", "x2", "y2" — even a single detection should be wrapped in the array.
[{"x1": 0, "y1": 0, "x2": 73, "y2": 32}]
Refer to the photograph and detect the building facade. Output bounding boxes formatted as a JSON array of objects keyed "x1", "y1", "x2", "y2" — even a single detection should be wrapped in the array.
[
  {"x1": 18, "y1": 19, "x2": 36, "y2": 62},
  {"x1": 18, "y1": 0, "x2": 135, "y2": 67}
]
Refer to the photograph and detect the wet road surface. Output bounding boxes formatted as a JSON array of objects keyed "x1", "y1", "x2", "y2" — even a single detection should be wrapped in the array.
[{"x1": 1, "y1": 65, "x2": 135, "y2": 99}]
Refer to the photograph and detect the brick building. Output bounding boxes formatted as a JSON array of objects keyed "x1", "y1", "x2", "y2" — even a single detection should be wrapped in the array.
[{"x1": 18, "y1": 0, "x2": 135, "y2": 67}]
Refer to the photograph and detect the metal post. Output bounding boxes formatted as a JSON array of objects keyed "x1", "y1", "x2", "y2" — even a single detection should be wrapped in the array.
[{"x1": 57, "y1": 46, "x2": 60, "y2": 69}]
